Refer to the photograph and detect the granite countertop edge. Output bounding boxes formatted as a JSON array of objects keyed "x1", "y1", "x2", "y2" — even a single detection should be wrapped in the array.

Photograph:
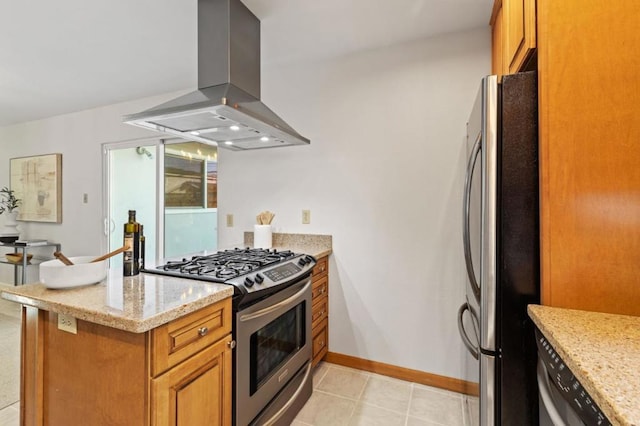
[
  {"x1": 528, "y1": 304, "x2": 640, "y2": 426},
  {"x1": 1, "y1": 279, "x2": 234, "y2": 334}
]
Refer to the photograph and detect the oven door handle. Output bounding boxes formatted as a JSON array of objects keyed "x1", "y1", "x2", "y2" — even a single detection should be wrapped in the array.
[
  {"x1": 261, "y1": 363, "x2": 312, "y2": 426},
  {"x1": 239, "y1": 280, "x2": 311, "y2": 322}
]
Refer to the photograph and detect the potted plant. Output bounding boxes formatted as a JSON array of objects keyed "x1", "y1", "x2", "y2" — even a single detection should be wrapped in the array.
[
  {"x1": 0, "y1": 187, "x2": 21, "y2": 240},
  {"x1": 0, "y1": 187, "x2": 21, "y2": 215}
]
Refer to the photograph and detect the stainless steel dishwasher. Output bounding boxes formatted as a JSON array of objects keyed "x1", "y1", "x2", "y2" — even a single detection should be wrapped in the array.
[{"x1": 535, "y1": 328, "x2": 611, "y2": 426}]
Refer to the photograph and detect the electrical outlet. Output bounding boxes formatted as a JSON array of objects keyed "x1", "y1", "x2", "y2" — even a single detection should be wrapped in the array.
[
  {"x1": 226, "y1": 214, "x2": 234, "y2": 227},
  {"x1": 82, "y1": 193, "x2": 88, "y2": 204},
  {"x1": 302, "y1": 210, "x2": 311, "y2": 224},
  {"x1": 58, "y1": 314, "x2": 77, "y2": 334}
]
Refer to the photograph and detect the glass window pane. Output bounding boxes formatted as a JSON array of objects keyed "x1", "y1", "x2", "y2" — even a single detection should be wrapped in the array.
[
  {"x1": 164, "y1": 155, "x2": 204, "y2": 207},
  {"x1": 164, "y1": 142, "x2": 218, "y2": 258},
  {"x1": 207, "y1": 162, "x2": 217, "y2": 209}
]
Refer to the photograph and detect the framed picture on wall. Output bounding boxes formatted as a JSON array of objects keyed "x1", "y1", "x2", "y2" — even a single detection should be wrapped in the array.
[{"x1": 10, "y1": 153, "x2": 62, "y2": 223}]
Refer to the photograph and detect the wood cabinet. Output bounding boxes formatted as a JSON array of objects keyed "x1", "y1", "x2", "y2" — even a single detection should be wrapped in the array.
[
  {"x1": 491, "y1": 0, "x2": 640, "y2": 315},
  {"x1": 21, "y1": 298, "x2": 233, "y2": 426},
  {"x1": 490, "y1": 3, "x2": 505, "y2": 75},
  {"x1": 311, "y1": 256, "x2": 329, "y2": 367},
  {"x1": 537, "y1": 0, "x2": 640, "y2": 315},
  {"x1": 490, "y1": 0, "x2": 536, "y2": 75}
]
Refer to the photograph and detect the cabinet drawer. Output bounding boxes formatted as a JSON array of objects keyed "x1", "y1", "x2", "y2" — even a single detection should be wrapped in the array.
[
  {"x1": 311, "y1": 256, "x2": 328, "y2": 282},
  {"x1": 311, "y1": 295, "x2": 328, "y2": 331},
  {"x1": 311, "y1": 275, "x2": 328, "y2": 301},
  {"x1": 312, "y1": 318, "x2": 328, "y2": 366},
  {"x1": 151, "y1": 298, "x2": 232, "y2": 377}
]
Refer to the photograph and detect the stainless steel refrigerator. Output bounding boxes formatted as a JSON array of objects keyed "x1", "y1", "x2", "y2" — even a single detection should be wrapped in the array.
[{"x1": 458, "y1": 72, "x2": 540, "y2": 425}]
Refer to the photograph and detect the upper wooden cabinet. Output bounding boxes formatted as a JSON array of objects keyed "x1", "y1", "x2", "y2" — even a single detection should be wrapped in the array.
[
  {"x1": 491, "y1": 0, "x2": 536, "y2": 75},
  {"x1": 490, "y1": 3, "x2": 504, "y2": 75},
  {"x1": 491, "y1": 0, "x2": 640, "y2": 315},
  {"x1": 537, "y1": 0, "x2": 640, "y2": 315}
]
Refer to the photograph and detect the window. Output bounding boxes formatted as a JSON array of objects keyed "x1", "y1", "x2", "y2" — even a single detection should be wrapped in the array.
[{"x1": 104, "y1": 140, "x2": 218, "y2": 264}]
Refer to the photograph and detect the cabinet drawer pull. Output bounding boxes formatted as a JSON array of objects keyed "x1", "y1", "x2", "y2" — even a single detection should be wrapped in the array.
[
  {"x1": 227, "y1": 340, "x2": 236, "y2": 349},
  {"x1": 198, "y1": 327, "x2": 209, "y2": 337}
]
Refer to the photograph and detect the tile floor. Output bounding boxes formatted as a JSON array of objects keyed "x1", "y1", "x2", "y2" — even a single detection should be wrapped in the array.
[
  {"x1": 294, "y1": 362, "x2": 478, "y2": 426},
  {"x1": 0, "y1": 361, "x2": 479, "y2": 426},
  {"x1": 0, "y1": 293, "x2": 22, "y2": 426},
  {"x1": 0, "y1": 402, "x2": 18, "y2": 426}
]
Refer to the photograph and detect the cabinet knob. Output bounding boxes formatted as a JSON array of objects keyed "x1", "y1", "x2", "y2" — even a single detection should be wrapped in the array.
[
  {"x1": 228, "y1": 340, "x2": 237, "y2": 349},
  {"x1": 198, "y1": 327, "x2": 209, "y2": 337}
]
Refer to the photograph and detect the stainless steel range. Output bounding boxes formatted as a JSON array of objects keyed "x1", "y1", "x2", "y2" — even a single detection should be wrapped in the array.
[{"x1": 145, "y1": 248, "x2": 316, "y2": 426}]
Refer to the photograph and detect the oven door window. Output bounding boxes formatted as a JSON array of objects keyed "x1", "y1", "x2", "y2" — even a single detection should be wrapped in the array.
[{"x1": 250, "y1": 303, "x2": 306, "y2": 395}]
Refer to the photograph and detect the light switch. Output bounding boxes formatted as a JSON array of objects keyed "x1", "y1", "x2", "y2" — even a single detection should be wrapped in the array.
[{"x1": 302, "y1": 210, "x2": 311, "y2": 224}]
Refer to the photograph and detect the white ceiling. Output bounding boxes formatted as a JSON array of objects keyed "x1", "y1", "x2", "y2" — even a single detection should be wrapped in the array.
[{"x1": 0, "y1": 0, "x2": 492, "y2": 127}]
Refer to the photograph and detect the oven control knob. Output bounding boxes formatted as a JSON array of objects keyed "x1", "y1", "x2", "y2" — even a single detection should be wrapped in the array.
[
  {"x1": 255, "y1": 273, "x2": 264, "y2": 284},
  {"x1": 244, "y1": 277, "x2": 254, "y2": 287},
  {"x1": 298, "y1": 258, "x2": 306, "y2": 266}
]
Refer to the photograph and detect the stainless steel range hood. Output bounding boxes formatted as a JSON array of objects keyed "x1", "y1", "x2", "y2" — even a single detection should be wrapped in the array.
[{"x1": 123, "y1": 0, "x2": 309, "y2": 151}]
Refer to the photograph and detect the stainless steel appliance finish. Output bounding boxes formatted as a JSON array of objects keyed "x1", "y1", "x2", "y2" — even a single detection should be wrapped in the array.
[
  {"x1": 147, "y1": 248, "x2": 316, "y2": 307},
  {"x1": 236, "y1": 277, "x2": 312, "y2": 426},
  {"x1": 458, "y1": 72, "x2": 540, "y2": 425},
  {"x1": 536, "y1": 329, "x2": 611, "y2": 426},
  {"x1": 123, "y1": 0, "x2": 309, "y2": 151},
  {"x1": 145, "y1": 248, "x2": 316, "y2": 425}
]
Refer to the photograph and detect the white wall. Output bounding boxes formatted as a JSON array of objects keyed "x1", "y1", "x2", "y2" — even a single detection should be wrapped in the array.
[
  {"x1": 218, "y1": 28, "x2": 490, "y2": 380},
  {"x1": 0, "y1": 90, "x2": 187, "y2": 283},
  {"x1": 0, "y1": 27, "x2": 489, "y2": 381}
]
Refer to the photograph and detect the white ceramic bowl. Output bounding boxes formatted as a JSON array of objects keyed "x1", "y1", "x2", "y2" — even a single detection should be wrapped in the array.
[{"x1": 39, "y1": 256, "x2": 108, "y2": 289}]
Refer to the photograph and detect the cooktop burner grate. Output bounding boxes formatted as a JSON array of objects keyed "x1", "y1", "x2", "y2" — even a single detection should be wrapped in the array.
[{"x1": 156, "y1": 248, "x2": 296, "y2": 281}]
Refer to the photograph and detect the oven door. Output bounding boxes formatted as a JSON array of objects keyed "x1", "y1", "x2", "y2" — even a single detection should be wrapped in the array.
[{"x1": 235, "y1": 277, "x2": 312, "y2": 426}]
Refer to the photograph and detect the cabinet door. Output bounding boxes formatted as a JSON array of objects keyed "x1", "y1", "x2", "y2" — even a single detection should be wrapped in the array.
[
  {"x1": 491, "y1": 2, "x2": 505, "y2": 76},
  {"x1": 312, "y1": 318, "x2": 328, "y2": 367},
  {"x1": 538, "y1": 0, "x2": 640, "y2": 315},
  {"x1": 504, "y1": 0, "x2": 536, "y2": 73},
  {"x1": 151, "y1": 335, "x2": 233, "y2": 426}
]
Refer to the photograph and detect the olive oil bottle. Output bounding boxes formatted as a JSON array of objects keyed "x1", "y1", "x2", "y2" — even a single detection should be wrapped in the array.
[
  {"x1": 139, "y1": 224, "x2": 146, "y2": 270},
  {"x1": 123, "y1": 210, "x2": 141, "y2": 276}
]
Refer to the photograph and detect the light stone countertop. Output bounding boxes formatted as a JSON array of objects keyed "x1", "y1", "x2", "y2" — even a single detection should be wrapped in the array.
[
  {"x1": 0, "y1": 271, "x2": 233, "y2": 333},
  {"x1": 0, "y1": 233, "x2": 332, "y2": 335},
  {"x1": 243, "y1": 232, "x2": 332, "y2": 259},
  {"x1": 528, "y1": 305, "x2": 640, "y2": 426}
]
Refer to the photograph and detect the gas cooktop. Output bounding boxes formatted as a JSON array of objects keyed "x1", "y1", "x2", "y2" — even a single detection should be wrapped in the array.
[{"x1": 144, "y1": 248, "x2": 316, "y2": 306}]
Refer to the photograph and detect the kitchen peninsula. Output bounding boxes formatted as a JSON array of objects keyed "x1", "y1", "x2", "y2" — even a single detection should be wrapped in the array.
[
  {"x1": 1, "y1": 233, "x2": 332, "y2": 425},
  {"x1": 1, "y1": 273, "x2": 234, "y2": 425}
]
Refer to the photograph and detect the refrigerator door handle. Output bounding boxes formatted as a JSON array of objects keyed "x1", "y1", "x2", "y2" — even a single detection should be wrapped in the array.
[
  {"x1": 457, "y1": 303, "x2": 479, "y2": 360},
  {"x1": 463, "y1": 135, "x2": 482, "y2": 301}
]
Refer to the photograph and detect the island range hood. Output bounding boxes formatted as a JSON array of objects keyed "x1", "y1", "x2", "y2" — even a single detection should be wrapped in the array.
[{"x1": 123, "y1": 0, "x2": 309, "y2": 151}]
